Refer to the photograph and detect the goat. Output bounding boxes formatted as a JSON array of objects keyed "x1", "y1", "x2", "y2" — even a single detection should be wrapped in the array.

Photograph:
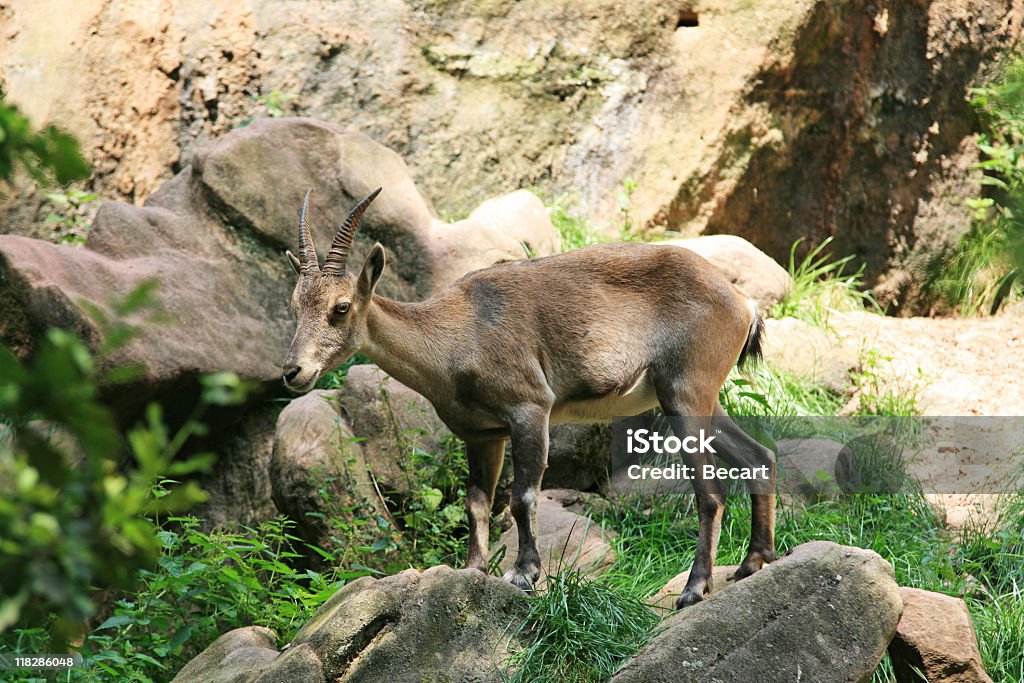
[{"x1": 281, "y1": 188, "x2": 776, "y2": 607}]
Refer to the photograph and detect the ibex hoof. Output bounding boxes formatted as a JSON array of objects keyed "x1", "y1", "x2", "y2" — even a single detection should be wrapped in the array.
[
  {"x1": 675, "y1": 590, "x2": 704, "y2": 609},
  {"x1": 732, "y1": 549, "x2": 777, "y2": 582},
  {"x1": 503, "y1": 567, "x2": 536, "y2": 593}
]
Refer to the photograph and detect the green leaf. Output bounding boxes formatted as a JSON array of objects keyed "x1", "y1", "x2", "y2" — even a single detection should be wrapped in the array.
[{"x1": 96, "y1": 614, "x2": 136, "y2": 630}]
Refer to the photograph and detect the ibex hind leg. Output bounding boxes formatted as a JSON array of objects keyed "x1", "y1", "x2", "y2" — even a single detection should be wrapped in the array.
[
  {"x1": 502, "y1": 407, "x2": 550, "y2": 592},
  {"x1": 711, "y1": 402, "x2": 777, "y2": 581},
  {"x1": 654, "y1": 381, "x2": 724, "y2": 608}
]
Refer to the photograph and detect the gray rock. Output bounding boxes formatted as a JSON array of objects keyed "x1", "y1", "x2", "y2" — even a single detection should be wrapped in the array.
[
  {"x1": 195, "y1": 404, "x2": 282, "y2": 529},
  {"x1": 663, "y1": 236, "x2": 792, "y2": 311},
  {"x1": 170, "y1": 626, "x2": 279, "y2": 683},
  {"x1": 252, "y1": 644, "x2": 325, "y2": 683},
  {"x1": 493, "y1": 489, "x2": 615, "y2": 583},
  {"x1": 270, "y1": 390, "x2": 387, "y2": 551},
  {"x1": 765, "y1": 316, "x2": 860, "y2": 393},
  {"x1": 337, "y1": 365, "x2": 450, "y2": 499},
  {"x1": 889, "y1": 587, "x2": 994, "y2": 683},
  {"x1": 611, "y1": 541, "x2": 903, "y2": 683},
  {"x1": 290, "y1": 566, "x2": 527, "y2": 682},
  {"x1": 544, "y1": 423, "x2": 612, "y2": 491}
]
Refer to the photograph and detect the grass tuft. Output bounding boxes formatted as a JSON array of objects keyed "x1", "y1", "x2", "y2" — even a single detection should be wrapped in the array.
[
  {"x1": 772, "y1": 237, "x2": 878, "y2": 326},
  {"x1": 505, "y1": 566, "x2": 660, "y2": 683}
]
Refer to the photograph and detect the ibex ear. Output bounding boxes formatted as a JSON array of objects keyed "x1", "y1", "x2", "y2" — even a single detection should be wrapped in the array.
[
  {"x1": 286, "y1": 250, "x2": 301, "y2": 275},
  {"x1": 357, "y1": 243, "x2": 386, "y2": 299}
]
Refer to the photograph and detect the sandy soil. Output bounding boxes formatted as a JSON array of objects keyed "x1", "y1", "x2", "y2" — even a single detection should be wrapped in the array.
[{"x1": 831, "y1": 310, "x2": 1024, "y2": 527}]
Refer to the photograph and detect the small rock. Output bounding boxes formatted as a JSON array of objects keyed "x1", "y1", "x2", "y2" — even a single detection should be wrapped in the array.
[
  {"x1": 647, "y1": 564, "x2": 740, "y2": 612},
  {"x1": 428, "y1": 189, "x2": 560, "y2": 288},
  {"x1": 337, "y1": 365, "x2": 450, "y2": 499},
  {"x1": 270, "y1": 389, "x2": 386, "y2": 551},
  {"x1": 889, "y1": 587, "x2": 994, "y2": 683}
]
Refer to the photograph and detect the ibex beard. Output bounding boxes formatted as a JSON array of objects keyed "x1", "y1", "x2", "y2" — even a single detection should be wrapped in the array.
[{"x1": 282, "y1": 187, "x2": 777, "y2": 608}]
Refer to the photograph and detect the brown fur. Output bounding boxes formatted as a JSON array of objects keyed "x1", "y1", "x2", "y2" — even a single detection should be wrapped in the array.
[{"x1": 283, "y1": 196, "x2": 776, "y2": 606}]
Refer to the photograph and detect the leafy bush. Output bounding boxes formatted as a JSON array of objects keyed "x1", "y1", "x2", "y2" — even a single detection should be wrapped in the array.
[
  {"x1": 0, "y1": 99, "x2": 90, "y2": 185},
  {"x1": 76, "y1": 517, "x2": 359, "y2": 681},
  {"x1": 929, "y1": 53, "x2": 1024, "y2": 314},
  {"x1": 0, "y1": 283, "x2": 249, "y2": 647}
]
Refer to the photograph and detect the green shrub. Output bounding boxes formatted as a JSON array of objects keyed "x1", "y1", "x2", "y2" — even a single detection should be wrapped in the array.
[
  {"x1": 929, "y1": 53, "x2": 1024, "y2": 314},
  {"x1": 0, "y1": 99, "x2": 90, "y2": 185},
  {"x1": 0, "y1": 283, "x2": 250, "y2": 648}
]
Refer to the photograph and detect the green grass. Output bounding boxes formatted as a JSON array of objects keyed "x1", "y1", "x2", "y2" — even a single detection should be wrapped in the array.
[
  {"x1": 505, "y1": 568, "x2": 660, "y2": 683},
  {"x1": 589, "y1": 491, "x2": 1024, "y2": 682},
  {"x1": 719, "y1": 364, "x2": 846, "y2": 417},
  {"x1": 546, "y1": 193, "x2": 607, "y2": 251},
  {"x1": 772, "y1": 237, "x2": 879, "y2": 326}
]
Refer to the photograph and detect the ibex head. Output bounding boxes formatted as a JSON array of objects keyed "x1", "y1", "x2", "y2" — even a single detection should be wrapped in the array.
[{"x1": 281, "y1": 187, "x2": 385, "y2": 392}]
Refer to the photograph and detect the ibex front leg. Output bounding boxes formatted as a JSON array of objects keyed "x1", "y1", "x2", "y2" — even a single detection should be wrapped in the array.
[
  {"x1": 503, "y1": 407, "x2": 549, "y2": 592},
  {"x1": 464, "y1": 439, "x2": 506, "y2": 573}
]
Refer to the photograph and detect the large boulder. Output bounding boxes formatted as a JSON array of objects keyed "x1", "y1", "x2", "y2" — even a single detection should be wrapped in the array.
[
  {"x1": 889, "y1": 587, "x2": 994, "y2": 683},
  {"x1": 270, "y1": 389, "x2": 389, "y2": 552},
  {"x1": 195, "y1": 404, "x2": 281, "y2": 529},
  {"x1": 0, "y1": 118, "x2": 559, "y2": 416},
  {"x1": 289, "y1": 566, "x2": 527, "y2": 682},
  {"x1": 611, "y1": 541, "x2": 903, "y2": 683},
  {"x1": 170, "y1": 626, "x2": 281, "y2": 683},
  {"x1": 167, "y1": 625, "x2": 327, "y2": 683},
  {"x1": 667, "y1": 235, "x2": 792, "y2": 311},
  {"x1": 172, "y1": 567, "x2": 527, "y2": 682},
  {"x1": 4, "y1": 1, "x2": 1017, "y2": 309}
]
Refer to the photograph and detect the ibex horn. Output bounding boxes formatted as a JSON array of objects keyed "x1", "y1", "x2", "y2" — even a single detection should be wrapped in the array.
[
  {"x1": 297, "y1": 188, "x2": 319, "y2": 274},
  {"x1": 322, "y1": 187, "x2": 382, "y2": 275}
]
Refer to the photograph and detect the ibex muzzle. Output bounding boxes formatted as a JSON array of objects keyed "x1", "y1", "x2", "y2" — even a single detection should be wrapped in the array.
[{"x1": 282, "y1": 188, "x2": 776, "y2": 608}]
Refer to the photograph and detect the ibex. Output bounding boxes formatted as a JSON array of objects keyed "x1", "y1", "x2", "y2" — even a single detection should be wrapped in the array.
[{"x1": 282, "y1": 188, "x2": 776, "y2": 607}]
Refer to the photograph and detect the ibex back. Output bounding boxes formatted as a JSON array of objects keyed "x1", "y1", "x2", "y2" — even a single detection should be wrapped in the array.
[{"x1": 282, "y1": 188, "x2": 776, "y2": 607}]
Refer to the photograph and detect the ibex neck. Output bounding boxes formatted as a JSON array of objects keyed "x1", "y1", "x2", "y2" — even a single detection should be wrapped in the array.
[{"x1": 361, "y1": 295, "x2": 453, "y2": 394}]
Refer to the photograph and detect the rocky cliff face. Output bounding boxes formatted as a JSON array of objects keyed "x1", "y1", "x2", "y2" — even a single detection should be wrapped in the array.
[{"x1": 1, "y1": 0, "x2": 1019, "y2": 307}]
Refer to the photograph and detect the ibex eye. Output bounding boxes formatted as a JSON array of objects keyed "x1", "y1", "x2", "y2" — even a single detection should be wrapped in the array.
[{"x1": 334, "y1": 302, "x2": 351, "y2": 316}]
